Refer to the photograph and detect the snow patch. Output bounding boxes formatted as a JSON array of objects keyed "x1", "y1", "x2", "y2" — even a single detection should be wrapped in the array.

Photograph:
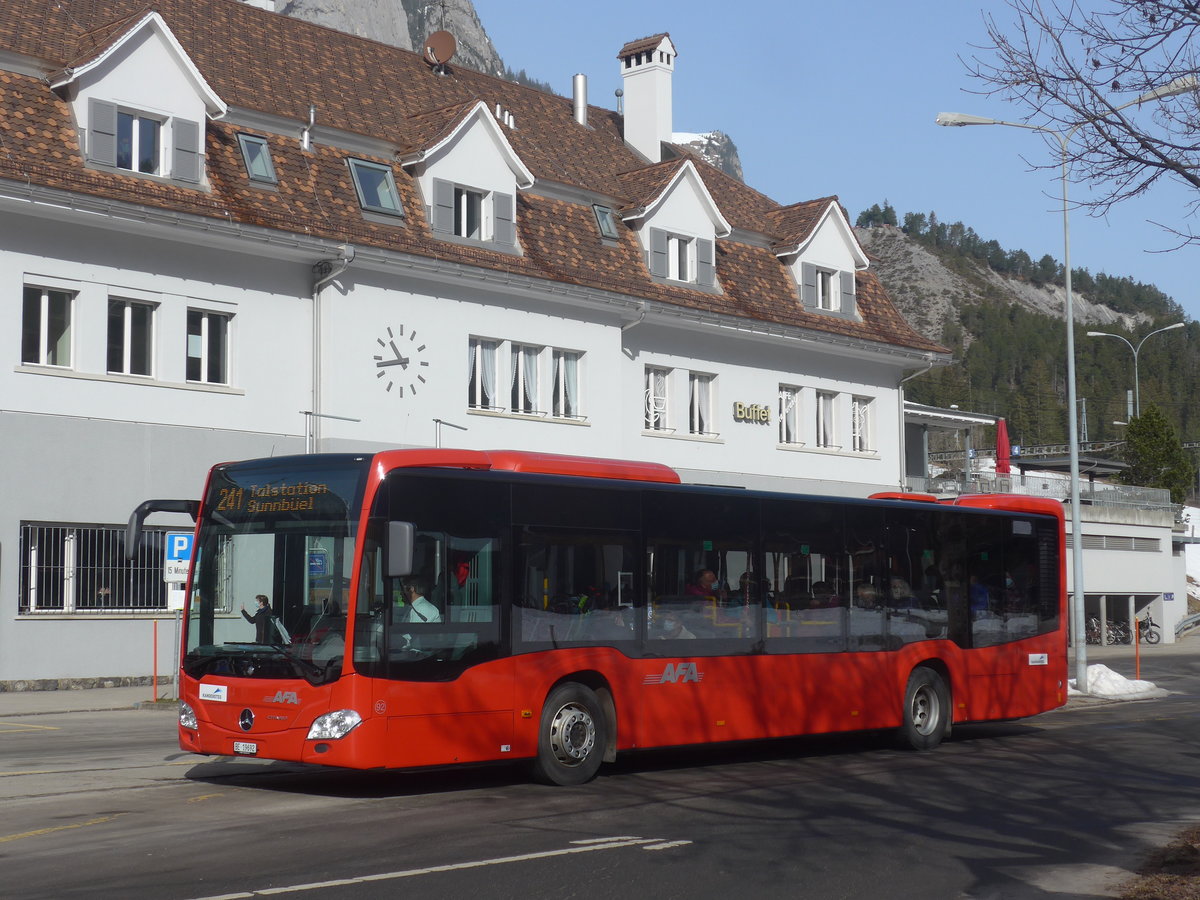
[{"x1": 1068, "y1": 663, "x2": 1166, "y2": 700}]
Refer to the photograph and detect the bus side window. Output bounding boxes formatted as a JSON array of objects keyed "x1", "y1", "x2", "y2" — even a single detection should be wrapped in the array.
[{"x1": 514, "y1": 528, "x2": 637, "y2": 649}]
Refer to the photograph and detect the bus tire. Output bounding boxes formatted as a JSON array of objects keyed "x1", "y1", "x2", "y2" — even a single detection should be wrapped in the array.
[
  {"x1": 531, "y1": 682, "x2": 605, "y2": 786},
  {"x1": 898, "y1": 666, "x2": 950, "y2": 751}
]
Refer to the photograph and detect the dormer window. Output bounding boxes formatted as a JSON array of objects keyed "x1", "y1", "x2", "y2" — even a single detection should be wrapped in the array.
[
  {"x1": 815, "y1": 268, "x2": 837, "y2": 311},
  {"x1": 117, "y1": 111, "x2": 161, "y2": 174},
  {"x1": 455, "y1": 187, "x2": 484, "y2": 239},
  {"x1": 85, "y1": 99, "x2": 202, "y2": 184},
  {"x1": 237, "y1": 134, "x2": 277, "y2": 184},
  {"x1": 431, "y1": 179, "x2": 515, "y2": 247},
  {"x1": 667, "y1": 234, "x2": 693, "y2": 281},
  {"x1": 800, "y1": 262, "x2": 855, "y2": 317},
  {"x1": 649, "y1": 228, "x2": 714, "y2": 287},
  {"x1": 348, "y1": 159, "x2": 404, "y2": 218}
]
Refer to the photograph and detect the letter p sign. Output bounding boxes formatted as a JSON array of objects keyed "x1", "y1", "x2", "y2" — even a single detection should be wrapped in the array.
[{"x1": 167, "y1": 533, "x2": 194, "y2": 562}]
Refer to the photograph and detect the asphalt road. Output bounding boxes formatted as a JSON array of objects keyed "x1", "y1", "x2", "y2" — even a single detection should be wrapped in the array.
[{"x1": 2, "y1": 650, "x2": 1198, "y2": 900}]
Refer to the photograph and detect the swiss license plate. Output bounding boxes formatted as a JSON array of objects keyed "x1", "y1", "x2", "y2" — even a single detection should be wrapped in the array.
[{"x1": 233, "y1": 741, "x2": 258, "y2": 755}]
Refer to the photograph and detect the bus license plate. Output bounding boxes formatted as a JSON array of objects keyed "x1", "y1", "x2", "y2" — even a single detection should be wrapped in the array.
[{"x1": 233, "y1": 741, "x2": 258, "y2": 755}]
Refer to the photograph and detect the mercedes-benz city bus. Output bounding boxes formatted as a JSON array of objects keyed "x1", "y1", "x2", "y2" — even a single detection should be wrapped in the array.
[{"x1": 128, "y1": 449, "x2": 1066, "y2": 785}]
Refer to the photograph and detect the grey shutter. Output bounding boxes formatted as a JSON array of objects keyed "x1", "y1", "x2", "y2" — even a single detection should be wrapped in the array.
[
  {"x1": 171, "y1": 118, "x2": 201, "y2": 183},
  {"x1": 432, "y1": 178, "x2": 454, "y2": 234},
  {"x1": 840, "y1": 270, "x2": 856, "y2": 314},
  {"x1": 649, "y1": 228, "x2": 668, "y2": 277},
  {"x1": 696, "y1": 238, "x2": 715, "y2": 286},
  {"x1": 493, "y1": 192, "x2": 515, "y2": 245},
  {"x1": 88, "y1": 98, "x2": 117, "y2": 166},
  {"x1": 800, "y1": 262, "x2": 817, "y2": 308}
]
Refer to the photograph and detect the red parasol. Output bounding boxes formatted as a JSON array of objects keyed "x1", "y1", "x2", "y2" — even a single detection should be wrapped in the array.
[{"x1": 995, "y1": 417, "x2": 1011, "y2": 475}]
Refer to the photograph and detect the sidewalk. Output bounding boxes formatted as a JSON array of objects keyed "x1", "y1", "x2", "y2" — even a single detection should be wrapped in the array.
[
  {"x1": 0, "y1": 632, "x2": 1194, "y2": 718},
  {"x1": 0, "y1": 684, "x2": 176, "y2": 716}
]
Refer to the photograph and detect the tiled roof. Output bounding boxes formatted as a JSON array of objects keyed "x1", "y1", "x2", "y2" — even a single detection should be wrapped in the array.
[
  {"x1": 765, "y1": 198, "x2": 835, "y2": 251},
  {"x1": 0, "y1": 0, "x2": 946, "y2": 357},
  {"x1": 617, "y1": 34, "x2": 672, "y2": 58},
  {"x1": 616, "y1": 157, "x2": 687, "y2": 214}
]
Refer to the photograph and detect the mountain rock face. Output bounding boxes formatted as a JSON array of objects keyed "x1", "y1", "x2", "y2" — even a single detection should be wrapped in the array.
[
  {"x1": 673, "y1": 131, "x2": 744, "y2": 182},
  {"x1": 278, "y1": 0, "x2": 504, "y2": 76},
  {"x1": 856, "y1": 224, "x2": 1148, "y2": 346}
]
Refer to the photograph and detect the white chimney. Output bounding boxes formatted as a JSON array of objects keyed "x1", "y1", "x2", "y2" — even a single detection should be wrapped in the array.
[{"x1": 618, "y1": 34, "x2": 675, "y2": 162}]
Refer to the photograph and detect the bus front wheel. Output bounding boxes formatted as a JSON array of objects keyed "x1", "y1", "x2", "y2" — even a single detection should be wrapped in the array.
[
  {"x1": 531, "y1": 682, "x2": 606, "y2": 785},
  {"x1": 899, "y1": 667, "x2": 950, "y2": 751}
]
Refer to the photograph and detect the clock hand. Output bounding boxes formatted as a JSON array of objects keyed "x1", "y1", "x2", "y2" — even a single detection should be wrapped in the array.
[{"x1": 376, "y1": 358, "x2": 405, "y2": 368}]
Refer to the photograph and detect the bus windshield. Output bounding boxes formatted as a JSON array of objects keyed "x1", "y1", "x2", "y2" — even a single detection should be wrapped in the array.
[{"x1": 184, "y1": 455, "x2": 370, "y2": 685}]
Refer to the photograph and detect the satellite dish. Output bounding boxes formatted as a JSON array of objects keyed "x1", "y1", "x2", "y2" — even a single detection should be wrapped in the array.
[{"x1": 424, "y1": 31, "x2": 457, "y2": 67}]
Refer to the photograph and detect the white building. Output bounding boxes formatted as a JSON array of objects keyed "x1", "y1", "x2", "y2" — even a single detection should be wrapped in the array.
[{"x1": 7, "y1": 0, "x2": 1058, "y2": 687}]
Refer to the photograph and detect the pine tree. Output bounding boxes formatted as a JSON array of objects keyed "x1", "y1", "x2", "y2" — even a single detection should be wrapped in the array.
[{"x1": 1120, "y1": 404, "x2": 1195, "y2": 503}]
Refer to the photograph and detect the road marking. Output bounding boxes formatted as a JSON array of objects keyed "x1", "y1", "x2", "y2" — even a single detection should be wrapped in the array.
[
  {"x1": 187, "y1": 793, "x2": 224, "y2": 803},
  {"x1": 0, "y1": 722, "x2": 60, "y2": 733},
  {"x1": 642, "y1": 840, "x2": 693, "y2": 851},
  {"x1": 186, "y1": 836, "x2": 687, "y2": 899},
  {"x1": 0, "y1": 814, "x2": 122, "y2": 844}
]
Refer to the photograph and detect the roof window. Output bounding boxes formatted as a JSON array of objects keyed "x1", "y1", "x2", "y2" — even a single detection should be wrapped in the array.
[
  {"x1": 593, "y1": 204, "x2": 620, "y2": 241},
  {"x1": 348, "y1": 159, "x2": 405, "y2": 218},
  {"x1": 237, "y1": 134, "x2": 277, "y2": 184}
]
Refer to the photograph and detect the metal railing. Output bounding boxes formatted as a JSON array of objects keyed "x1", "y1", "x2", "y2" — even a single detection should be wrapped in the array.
[{"x1": 906, "y1": 472, "x2": 1173, "y2": 511}]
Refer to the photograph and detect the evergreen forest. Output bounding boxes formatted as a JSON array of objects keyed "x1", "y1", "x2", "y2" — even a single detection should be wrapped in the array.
[{"x1": 856, "y1": 202, "x2": 1200, "y2": 453}]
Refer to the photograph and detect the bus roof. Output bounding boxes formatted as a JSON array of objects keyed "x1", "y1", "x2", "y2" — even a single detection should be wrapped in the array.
[{"x1": 371, "y1": 449, "x2": 682, "y2": 484}]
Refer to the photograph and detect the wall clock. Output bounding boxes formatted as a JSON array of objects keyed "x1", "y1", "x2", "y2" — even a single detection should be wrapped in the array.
[{"x1": 373, "y1": 324, "x2": 430, "y2": 397}]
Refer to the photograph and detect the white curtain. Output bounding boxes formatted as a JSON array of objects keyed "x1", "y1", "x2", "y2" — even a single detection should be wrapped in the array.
[
  {"x1": 564, "y1": 352, "x2": 578, "y2": 417},
  {"x1": 523, "y1": 345, "x2": 538, "y2": 410},
  {"x1": 690, "y1": 374, "x2": 710, "y2": 434},
  {"x1": 470, "y1": 339, "x2": 496, "y2": 408}
]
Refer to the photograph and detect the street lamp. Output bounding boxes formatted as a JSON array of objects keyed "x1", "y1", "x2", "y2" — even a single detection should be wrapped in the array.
[
  {"x1": 1087, "y1": 322, "x2": 1185, "y2": 417},
  {"x1": 935, "y1": 76, "x2": 1197, "y2": 694}
]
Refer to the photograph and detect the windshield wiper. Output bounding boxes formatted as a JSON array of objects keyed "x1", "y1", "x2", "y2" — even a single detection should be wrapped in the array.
[{"x1": 269, "y1": 643, "x2": 334, "y2": 682}]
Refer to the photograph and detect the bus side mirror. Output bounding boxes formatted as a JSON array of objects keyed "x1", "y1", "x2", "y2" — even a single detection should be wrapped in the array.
[
  {"x1": 125, "y1": 499, "x2": 199, "y2": 559},
  {"x1": 387, "y1": 521, "x2": 415, "y2": 577}
]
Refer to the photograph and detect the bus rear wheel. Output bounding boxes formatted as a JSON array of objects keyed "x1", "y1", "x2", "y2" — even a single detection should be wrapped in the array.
[
  {"x1": 531, "y1": 682, "x2": 605, "y2": 786},
  {"x1": 899, "y1": 667, "x2": 950, "y2": 751}
]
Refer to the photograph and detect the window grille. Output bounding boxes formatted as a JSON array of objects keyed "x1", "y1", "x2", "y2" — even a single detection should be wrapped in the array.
[{"x1": 19, "y1": 522, "x2": 171, "y2": 614}]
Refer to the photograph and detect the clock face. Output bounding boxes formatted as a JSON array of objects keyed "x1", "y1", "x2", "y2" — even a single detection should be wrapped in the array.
[{"x1": 373, "y1": 324, "x2": 430, "y2": 398}]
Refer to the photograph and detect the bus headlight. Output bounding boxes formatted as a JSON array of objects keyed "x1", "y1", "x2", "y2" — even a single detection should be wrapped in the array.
[
  {"x1": 179, "y1": 701, "x2": 198, "y2": 731},
  {"x1": 306, "y1": 709, "x2": 362, "y2": 740}
]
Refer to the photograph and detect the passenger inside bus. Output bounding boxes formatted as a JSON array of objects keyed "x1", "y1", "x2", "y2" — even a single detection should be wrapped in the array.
[{"x1": 655, "y1": 611, "x2": 696, "y2": 639}]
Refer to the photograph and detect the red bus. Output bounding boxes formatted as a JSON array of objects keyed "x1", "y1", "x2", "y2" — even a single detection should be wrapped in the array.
[{"x1": 129, "y1": 449, "x2": 1066, "y2": 785}]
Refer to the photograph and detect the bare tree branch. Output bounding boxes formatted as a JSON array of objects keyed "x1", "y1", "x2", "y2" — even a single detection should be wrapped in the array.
[{"x1": 964, "y1": 1, "x2": 1200, "y2": 239}]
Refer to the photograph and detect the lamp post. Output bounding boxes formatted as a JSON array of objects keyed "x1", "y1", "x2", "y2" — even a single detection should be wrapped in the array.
[
  {"x1": 935, "y1": 75, "x2": 1197, "y2": 694},
  {"x1": 1086, "y1": 322, "x2": 1185, "y2": 417}
]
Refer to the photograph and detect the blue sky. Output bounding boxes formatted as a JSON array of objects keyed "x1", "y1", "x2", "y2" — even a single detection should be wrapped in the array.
[{"x1": 472, "y1": 0, "x2": 1199, "y2": 322}]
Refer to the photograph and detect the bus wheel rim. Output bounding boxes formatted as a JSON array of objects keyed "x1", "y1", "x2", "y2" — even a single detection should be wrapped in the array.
[
  {"x1": 911, "y1": 684, "x2": 939, "y2": 736},
  {"x1": 549, "y1": 703, "x2": 596, "y2": 766}
]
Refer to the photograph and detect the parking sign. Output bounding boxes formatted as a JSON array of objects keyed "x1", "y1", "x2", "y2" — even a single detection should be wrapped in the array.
[{"x1": 164, "y1": 532, "x2": 194, "y2": 582}]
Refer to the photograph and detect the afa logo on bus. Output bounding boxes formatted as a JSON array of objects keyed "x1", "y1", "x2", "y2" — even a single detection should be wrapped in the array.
[{"x1": 644, "y1": 662, "x2": 704, "y2": 685}]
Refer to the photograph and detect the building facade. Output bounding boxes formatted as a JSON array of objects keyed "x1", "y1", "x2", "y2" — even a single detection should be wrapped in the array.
[{"x1": 0, "y1": 2, "x2": 950, "y2": 685}]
